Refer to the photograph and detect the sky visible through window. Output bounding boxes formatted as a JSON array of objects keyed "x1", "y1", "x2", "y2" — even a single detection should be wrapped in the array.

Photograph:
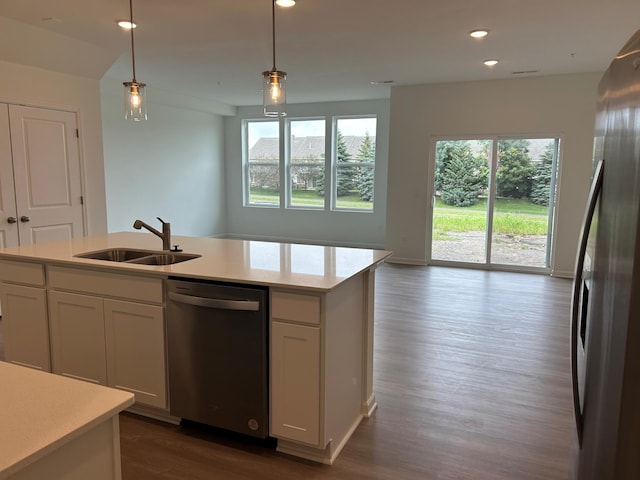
[{"x1": 248, "y1": 117, "x2": 376, "y2": 149}]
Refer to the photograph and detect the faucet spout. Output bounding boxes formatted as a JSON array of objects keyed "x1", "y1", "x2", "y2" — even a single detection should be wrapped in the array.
[{"x1": 133, "y1": 217, "x2": 171, "y2": 250}]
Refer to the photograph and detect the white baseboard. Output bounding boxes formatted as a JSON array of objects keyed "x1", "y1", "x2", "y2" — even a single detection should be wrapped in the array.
[
  {"x1": 385, "y1": 256, "x2": 427, "y2": 266},
  {"x1": 551, "y1": 269, "x2": 574, "y2": 279},
  {"x1": 276, "y1": 415, "x2": 363, "y2": 465},
  {"x1": 363, "y1": 393, "x2": 378, "y2": 418},
  {"x1": 125, "y1": 404, "x2": 181, "y2": 425}
]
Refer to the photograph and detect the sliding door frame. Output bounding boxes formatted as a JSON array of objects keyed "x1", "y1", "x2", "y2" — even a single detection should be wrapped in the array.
[{"x1": 427, "y1": 134, "x2": 561, "y2": 274}]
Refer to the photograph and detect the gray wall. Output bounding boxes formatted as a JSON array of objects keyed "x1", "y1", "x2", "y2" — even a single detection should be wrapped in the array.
[
  {"x1": 101, "y1": 86, "x2": 227, "y2": 238},
  {"x1": 386, "y1": 73, "x2": 602, "y2": 277},
  {"x1": 224, "y1": 100, "x2": 390, "y2": 249}
]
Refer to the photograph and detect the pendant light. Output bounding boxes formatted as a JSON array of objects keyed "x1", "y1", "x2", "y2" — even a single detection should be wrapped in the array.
[
  {"x1": 123, "y1": 0, "x2": 147, "y2": 121},
  {"x1": 262, "y1": 0, "x2": 287, "y2": 117}
]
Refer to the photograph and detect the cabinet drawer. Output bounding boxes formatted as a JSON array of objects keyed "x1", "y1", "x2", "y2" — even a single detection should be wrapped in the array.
[
  {"x1": 48, "y1": 266, "x2": 163, "y2": 304},
  {"x1": 271, "y1": 291, "x2": 321, "y2": 325},
  {"x1": 0, "y1": 260, "x2": 45, "y2": 286}
]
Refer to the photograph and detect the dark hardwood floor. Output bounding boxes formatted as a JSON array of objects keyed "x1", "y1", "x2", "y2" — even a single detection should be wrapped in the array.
[{"x1": 118, "y1": 264, "x2": 575, "y2": 480}]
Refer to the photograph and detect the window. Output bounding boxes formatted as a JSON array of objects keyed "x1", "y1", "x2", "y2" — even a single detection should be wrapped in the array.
[
  {"x1": 333, "y1": 117, "x2": 376, "y2": 211},
  {"x1": 243, "y1": 115, "x2": 377, "y2": 211},
  {"x1": 289, "y1": 119, "x2": 325, "y2": 208},
  {"x1": 245, "y1": 120, "x2": 280, "y2": 206}
]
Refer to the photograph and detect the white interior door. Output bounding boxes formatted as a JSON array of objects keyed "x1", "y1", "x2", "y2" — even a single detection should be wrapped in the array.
[
  {"x1": 0, "y1": 104, "x2": 19, "y2": 249},
  {"x1": 8, "y1": 105, "x2": 84, "y2": 245}
]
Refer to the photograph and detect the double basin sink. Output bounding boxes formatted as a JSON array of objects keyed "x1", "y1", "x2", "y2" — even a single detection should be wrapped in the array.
[{"x1": 74, "y1": 248, "x2": 201, "y2": 266}]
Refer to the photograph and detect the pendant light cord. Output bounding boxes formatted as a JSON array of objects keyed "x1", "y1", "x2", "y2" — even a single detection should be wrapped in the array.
[
  {"x1": 129, "y1": 0, "x2": 137, "y2": 82},
  {"x1": 271, "y1": 0, "x2": 276, "y2": 70}
]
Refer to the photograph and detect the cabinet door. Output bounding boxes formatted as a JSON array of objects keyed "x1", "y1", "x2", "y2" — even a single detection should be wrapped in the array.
[
  {"x1": 104, "y1": 299, "x2": 166, "y2": 408},
  {"x1": 0, "y1": 283, "x2": 49, "y2": 371},
  {"x1": 49, "y1": 291, "x2": 107, "y2": 385},
  {"x1": 8, "y1": 105, "x2": 84, "y2": 245},
  {"x1": 0, "y1": 104, "x2": 18, "y2": 248},
  {"x1": 271, "y1": 321, "x2": 320, "y2": 445}
]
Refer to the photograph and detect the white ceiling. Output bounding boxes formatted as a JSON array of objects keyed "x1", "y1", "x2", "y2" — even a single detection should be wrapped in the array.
[{"x1": 1, "y1": 0, "x2": 640, "y2": 107}]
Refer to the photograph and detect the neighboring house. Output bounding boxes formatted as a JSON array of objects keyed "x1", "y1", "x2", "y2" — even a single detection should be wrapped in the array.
[
  {"x1": 249, "y1": 135, "x2": 373, "y2": 160},
  {"x1": 249, "y1": 135, "x2": 376, "y2": 192}
]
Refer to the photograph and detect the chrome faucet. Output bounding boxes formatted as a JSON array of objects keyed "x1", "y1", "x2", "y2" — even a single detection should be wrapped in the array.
[{"x1": 133, "y1": 217, "x2": 171, "y2": 250}]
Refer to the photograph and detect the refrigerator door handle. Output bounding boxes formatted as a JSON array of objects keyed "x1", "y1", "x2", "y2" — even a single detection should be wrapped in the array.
[{"x1": 570, "y1": 158, "x2": 604, "y2": 448}]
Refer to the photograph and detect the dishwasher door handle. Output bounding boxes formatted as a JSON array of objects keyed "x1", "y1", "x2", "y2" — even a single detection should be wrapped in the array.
[{"x1": 168, "y1": 291, "x2": 260, "y2": 311}]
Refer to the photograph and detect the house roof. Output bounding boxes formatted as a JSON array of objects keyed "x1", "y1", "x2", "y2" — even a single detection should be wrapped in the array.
[{"x1": 250, "y1": 135, "x2": 374, "y2": 160}]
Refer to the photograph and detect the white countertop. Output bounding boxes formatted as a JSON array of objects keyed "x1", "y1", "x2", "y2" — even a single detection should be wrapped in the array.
[
  {"x1": 0, "y1": 361, "x2": 134, "y2": 479},
  {"x1": 0, "y1": 233, "x2": 392, "y2": 291}
]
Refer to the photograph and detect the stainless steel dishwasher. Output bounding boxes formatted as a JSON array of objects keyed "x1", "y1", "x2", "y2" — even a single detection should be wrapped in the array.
[{"x1": 166, "y1": 277, "x2": 268, "y2": 439}]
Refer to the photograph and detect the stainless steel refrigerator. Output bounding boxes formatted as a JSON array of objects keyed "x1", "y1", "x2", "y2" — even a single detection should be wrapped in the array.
[{"x1": 570, "y1": 29, "x2": 640, "y2": 480}]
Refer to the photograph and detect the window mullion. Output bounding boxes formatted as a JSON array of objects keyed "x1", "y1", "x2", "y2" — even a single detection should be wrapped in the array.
[
  {"x1": 325, "y1": 118, "x2": 333, "y2": 212},
  {"x1": 280, "y1": 118, "x2": 287, "y2": 210}
]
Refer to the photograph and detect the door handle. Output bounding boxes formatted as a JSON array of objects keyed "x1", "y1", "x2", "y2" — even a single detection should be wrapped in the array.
[
  {"x1": 570, "y1": 159, "x2": 604, "y2": 448},
  {"x1": 20, "y1": 216, "x2": 30, "y2": 223},
  {"x1": 7, "y1": 216, "x2": 17, "y2": 224},
  {"x1": 168, "y1": 291, "x2": 260, "y2": 311}
]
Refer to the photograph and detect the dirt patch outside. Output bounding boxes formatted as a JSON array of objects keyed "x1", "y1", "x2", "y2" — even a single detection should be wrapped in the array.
[{"x1": 431, "y1": 231, "x2": 548, "y2": 267}]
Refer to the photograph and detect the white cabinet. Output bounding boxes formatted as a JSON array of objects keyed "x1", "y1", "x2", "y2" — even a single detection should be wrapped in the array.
[
  {"x1": 104, "y1": 299, "x2": 166, "y2": 409},
  {"x1": 270, "y1": 279, "x2": 365, "y2": 464},
  {"x1": 49, "y1": 291, "x2": 107, "y2": 385},
  {"x1": 0, "y1": 283, "x2": 50, "y2": 371},
  {"x1": 0, "y1": 260, "x2": 49, "y2": 371},
  {"x1": 271, "y1": 321, "x2": 320, "y2": 445},
  {"x1": 47, "y1": 266, "x2": 167, "y2": 409}
]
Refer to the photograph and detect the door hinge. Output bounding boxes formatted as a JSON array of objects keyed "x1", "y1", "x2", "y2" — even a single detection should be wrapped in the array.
[
  {"x1": 76, "y1": 128, "x2": 79, "y2": 138},
  {"x1": 80, "y1": 195, "x2": 84, "y2": 205}
]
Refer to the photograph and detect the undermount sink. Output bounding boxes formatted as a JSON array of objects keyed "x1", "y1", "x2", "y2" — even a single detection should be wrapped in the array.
[
  {"x1": 126, "y1": 253, "x2": 201, "y2": 265},
  {"x1": 74, "y1": 248, "x2": 201, "y2": 265}
]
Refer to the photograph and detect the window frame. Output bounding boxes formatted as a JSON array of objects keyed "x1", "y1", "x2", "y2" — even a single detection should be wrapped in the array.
[
  {"x1": 331, "y1": 115, "x2": 377, "y2": 212},
  {"x1": 286, "y1": 117, "x2": 327, "y2": 210},
  {"x1": 243, "y1": 118, "x2": 281, "y2": 208},
  {"x1": 242, "y1": 114, "x2": 378, "y2": 213}
]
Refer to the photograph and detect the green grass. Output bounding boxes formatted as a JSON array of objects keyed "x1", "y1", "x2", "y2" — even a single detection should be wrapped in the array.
[
  {"x1": 249, "y1": 188, "x2": 372, "y2": 210},
  {"x1": 435, "y1": 197, "x2": 548, "y2": 215},
  {"x1": 433, "y1": 210, "x2": 548, "y2": 236},
  {"x1": 432, "y1": 196, "x2": 549, "y2": 237}
]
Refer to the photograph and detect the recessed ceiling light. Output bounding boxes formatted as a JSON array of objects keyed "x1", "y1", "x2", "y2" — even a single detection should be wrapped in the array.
[
  {"x1": 483, "y1": 59, "x2": 499, "y2": 67},
  {"x1": 469, "y1": 29, "x2": 489, "y2": 38},
  {"x1": 117, "y1": 20, "x2": 136, "y2": 29},
  {"x1": 276, "y1": 0, "x2": 296, "y2": 6},
  {"x1": 370, "y1": 80, "x2": 395, "y2": 85}
]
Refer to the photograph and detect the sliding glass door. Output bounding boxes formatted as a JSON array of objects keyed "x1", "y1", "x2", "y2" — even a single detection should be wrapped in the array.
[{"x1": 430, "y1": 137, "x2": 559, "y2": 271}]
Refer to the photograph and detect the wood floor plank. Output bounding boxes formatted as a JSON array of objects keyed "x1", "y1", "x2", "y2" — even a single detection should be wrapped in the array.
[{"x1": 109, "y1": 265, "x2": 575, "y2": 478}]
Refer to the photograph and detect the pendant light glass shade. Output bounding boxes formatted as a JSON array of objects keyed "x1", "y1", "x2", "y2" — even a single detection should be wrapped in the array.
[
  {"x1": 123, "y1": 0, "x2": 147, "y2": 121},
  {"x1": 262, "y1": 70, "x2": 287, "y2": 117},
  {"x1": 263, "y1": 0, "x2": 287, "y2": 117},
  {"x1": 124, "y1": 81, "x2": 147, "y2": 121}
]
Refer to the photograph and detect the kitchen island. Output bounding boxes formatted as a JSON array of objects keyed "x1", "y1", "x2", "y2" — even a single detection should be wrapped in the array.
[
  {"x1": 0, "y1": 361, "x2": 134, "y2": 480},
  {"x1": 0, "y1": 232, "x2": 392, "y2": 465}
]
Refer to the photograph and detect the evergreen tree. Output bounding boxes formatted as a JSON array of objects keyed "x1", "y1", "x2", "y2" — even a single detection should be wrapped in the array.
[
  {"x1": 530, "y1": 143, "x2": 555, "y2": 206},
  {"x1": 496, "y1": 139, "x2": 533, "y2": 198},
  {"x1": 436, "y1": 140, "x2": 487, "y2": 207},
  {"x1": 315, "y1": 156, "x2": 325, "y2": 197},
  {"x1": 354, "y1": 131, "x2": 375, "y2": 202},
  {"x1": 336, "y1": 130, "x2": 354, "y2": 196}
]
